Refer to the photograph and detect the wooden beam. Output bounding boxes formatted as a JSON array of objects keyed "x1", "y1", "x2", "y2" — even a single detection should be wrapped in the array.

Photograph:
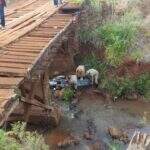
[
  {"x1": 42, "y1": 69, "x2": 50, "y2": 105},
  {"x1": 23, "y1": 80, "x2": 36, "y2": 122}
]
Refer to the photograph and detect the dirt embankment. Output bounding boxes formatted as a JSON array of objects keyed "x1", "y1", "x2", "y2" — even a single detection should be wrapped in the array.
[{"x1": 116, "y1": 59, "x2": 150, "y2": 78}]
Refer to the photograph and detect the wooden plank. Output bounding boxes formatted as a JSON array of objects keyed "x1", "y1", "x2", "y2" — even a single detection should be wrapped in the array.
[
  {"x1": 0, "y1": 58, "x2": 33, "y2": 64},
  {"x1": 0, "y1": 62, "x2": 29, "y2": 69},
  {"x1": 0, "y1": 89, "x2": 14, "y2": 102},
  {"x1": 6, "y1": 0, "x2": 37, "y2": 16},
  {"x1": 23, "y1": 81, "x2": 36, "y2": 122},
  {"x1": 1, "y1": 51, "x2": 38, "y2": 57},
  {"x1": 0, "y1": 77, "x2": 23, "y2": 89},
  {"x1": 0, "y1": 2, "x2": 58, "y2": 47},
  {"x1": 0, "y1": 67, "x2": 27, "y2": 77}
]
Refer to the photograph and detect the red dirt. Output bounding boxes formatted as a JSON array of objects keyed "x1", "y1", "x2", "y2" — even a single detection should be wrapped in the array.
[{"x1": 116, "y1": 58, "x2": 150, "y2": 78}]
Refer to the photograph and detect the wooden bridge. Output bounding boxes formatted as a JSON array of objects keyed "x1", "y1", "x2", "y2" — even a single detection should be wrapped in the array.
[{"x1": 0, "y1": 0, "x2": 79, "y2": 126}]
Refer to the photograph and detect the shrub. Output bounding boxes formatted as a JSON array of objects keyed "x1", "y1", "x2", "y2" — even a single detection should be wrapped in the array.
[
  {"x1": 95, "y1": 12, "x2": 140, "y2": 66},
  {"x1": 130, "y1": 50, "x2": 143, "y2": 62},
  {"x1": 11, "y1": 122, "x2": 49, "y2": 150},
  {"x1": 23, "y1": 132, "x2": 49, "y2": 150},
  {"x1": 68, "y1": 0, "x2": 84, "y2": 4},
  {"x1": 0, "y1": 122, "x2": 49, "y2": 150},
  {"x1": 101, "y1": 76, "x2": 135, "y2": 99},
  {"x1": 101, "y1": 73, "x2": 150, "y2": 100},
  {"x1": 11, "y1": 121, "x2": 26, "y2": 140},
  {"x1": 107, "y1": 140, "x2": 123, "y2": 150},
  {"x1": 0, "y1": 129, "x2": 21, "y2": 150},
  {"x1": 134, "y1": 73, "x2": 150, "y2": 99},
  {"x1": 77, "y1": 0, "x2": 103, "y2": 45},
  {"x1": 63, "y1": 88, "x2": 74, "y2": 102}
]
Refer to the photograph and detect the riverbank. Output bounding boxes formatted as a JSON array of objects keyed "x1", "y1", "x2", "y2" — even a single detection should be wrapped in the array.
[{"x1": 43, "y1": 88, "x2": 150, "y2": 149}]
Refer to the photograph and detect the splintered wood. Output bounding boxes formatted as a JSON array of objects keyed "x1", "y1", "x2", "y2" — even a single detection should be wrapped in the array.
[
  {"x1": 127, "y1": 131, "x2": 150, "y2": 150},
  {"x1": 0, "y1": 0, "x2": 75, "y2": 126}
]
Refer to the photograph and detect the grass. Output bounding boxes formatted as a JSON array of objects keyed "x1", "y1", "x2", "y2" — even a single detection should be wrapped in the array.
[
  {"x1": 134, "y1": 73, "x2": 150, "y2": 100},
  {"x1": 130, "y1": 50, "x2": 144, "y2": 62},
  {"x1": 95, "y1": 12, "x2": 140, "y2": 66},
  {"x1": 107, "y1": 140, "x2": 123, "y2": 150},
  {"x1": 62, "y1": 87, "x2": 75, "y2": 103},
  {"x1": 78, "y1": 0, "x2": 142, "y2": 66},
  {"x1": 68, "y1": 0, "x2": 84, "y2": 4},
  {"x1": 79, "y1": 0, "x2": 148, "y2": 101},
  {"x1": 0, "y1": 122, "x2": 49, "y2": 150},
  {"x1": 101, "y1": 73, "x2": 150, "y2": 100},
  {"x1": 0, "y1": 129, "x2": 20, "y2": 150},
  {"x1": 82, "y1": 52, "x2": 149, "y2": 100}
]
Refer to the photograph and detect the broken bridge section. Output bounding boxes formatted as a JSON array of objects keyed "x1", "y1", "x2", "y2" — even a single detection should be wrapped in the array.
[{"x1": 0, "y1": 1, "x2": 80, "y2": 126}]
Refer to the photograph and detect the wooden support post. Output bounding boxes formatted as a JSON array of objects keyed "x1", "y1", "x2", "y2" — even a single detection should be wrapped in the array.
[
  {"x1": 42, "y1": 69, "x2": 50, "y2": 105},
  {"x1": 23, "y1": 80, "x2": 36, "y2": 123}
]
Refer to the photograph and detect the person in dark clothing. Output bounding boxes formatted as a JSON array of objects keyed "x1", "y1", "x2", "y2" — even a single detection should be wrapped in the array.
[
  {"x1": 53, "y1": 0, "x2": 58, "y2": 7},
  {"x1": 0, "y1": 0, "x2": 6, "y2": 29},
  {"x1": 53, "y1": 0, "x2": 62, "y2": 7}
]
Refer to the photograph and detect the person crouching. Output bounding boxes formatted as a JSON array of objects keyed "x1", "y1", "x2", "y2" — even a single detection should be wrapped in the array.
[{"x1": 86, "y1": 69, "x2": 99, "y2": 87}]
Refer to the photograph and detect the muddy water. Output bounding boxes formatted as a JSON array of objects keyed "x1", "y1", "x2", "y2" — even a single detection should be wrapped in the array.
[{"x1": 44, "y1": 89, "x2": 150, "y2": 150}]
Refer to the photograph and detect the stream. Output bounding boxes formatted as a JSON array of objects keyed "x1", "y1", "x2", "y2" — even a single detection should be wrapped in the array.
[{"x1": 44, "y1": 88, "x2": 150, "y2": 150}]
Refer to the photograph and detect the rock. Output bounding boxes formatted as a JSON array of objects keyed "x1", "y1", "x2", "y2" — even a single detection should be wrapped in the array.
[
  {"x1": 126, "y1": 93, "x2": 138, "y2": 100},
  {"x1": 83, "y1": 131, "x2": 94, "y2": 140},
  {"x1": 108, "y1": 127, "x2": 129, "y2": 143},
  {"x1": 74, "y1": 109, "x2": 83, "y2": 118},
  {"x1": 108, "y1": 127, "x2": 122, "y2": 139},
  {"x1": 54, "y1": 89, "x2": 63, "y2": 99},
  {"x1": 89, "y1": 141, "x2": 102, "y2": 150},
  {"x1": 69, "y1": 98, "x2": 79, "y2": 110},
  {"x1": 57, "y1": 134, "x2": 80, "y2": 148},
  {"x1": 83, "y1": 119, "x2": 97, "y2": 141},
  {"x1": 72, "y1": 98, "x2": 79, "y2": 105},
  {"x1": 87, "y1": 119, "x2": 97, "y2": 135}
]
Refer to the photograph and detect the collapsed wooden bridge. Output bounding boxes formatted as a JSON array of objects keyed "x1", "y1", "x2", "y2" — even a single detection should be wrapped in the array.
[{"x1": 0, "y1": 0, "x2": 79, "y2": 126}]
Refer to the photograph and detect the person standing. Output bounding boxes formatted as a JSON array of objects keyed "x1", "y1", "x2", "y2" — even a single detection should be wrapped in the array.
[
  {"x1": 53, "y1": 0, "x2": 58, "y2": 7},
  {"x1": 0, "y1": 0, "x2": 6, "y2": 29},
  {"x1": 53, "y1": 0, "x2": 63, "y2": 7}
]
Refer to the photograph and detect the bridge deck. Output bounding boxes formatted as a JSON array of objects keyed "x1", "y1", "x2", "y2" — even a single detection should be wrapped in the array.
[{"x1": 0, "y1": 0, "x2": 76, "y2": 125}]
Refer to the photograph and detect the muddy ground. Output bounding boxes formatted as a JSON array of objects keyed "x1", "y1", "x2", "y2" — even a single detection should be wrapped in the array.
[{"x1": 43, "y1": 88, "x2": 150, "y2": 150}]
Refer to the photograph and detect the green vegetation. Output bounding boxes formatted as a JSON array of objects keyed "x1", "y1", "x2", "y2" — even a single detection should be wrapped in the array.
[
  {"x1": 94, "y1": 12, "x2": 140, "y2": 66},
  {"x1": 62, "y1": 87, "x2": 75, "y2": 102},
  {"x1": 0, "y1": 129, "x2": 20, "y2": 150},
  {"x1": 68, "y1": 0, "x2": 84, "y2": 4},
  {"x1": 107, "y1": 140, "x2": 123, "y2": 150},
  {"x1": 82, "y1": 54, "x2": 150, "y2": 100},
  {"x1": 0, "y1": 122, "x2": 49, "y2": 150},
  {"x1": 130, "y1": 50, "x2": 143, "y2": 62},
  {"x1": 78, "y1": 0, "x2": 149, "y2": 101},
  {"x1": 78, "y1": 0, "x2": 142, "y2": 66},
  {"x1": 101, "y1": 76, "x2": 135, "y2": 100},
  {"x1": 134, "y1": 73, "x2": 150, "y2": 99},
  {"x1": 101, "y1": 73, "x2": 150, "y2": 100}
]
